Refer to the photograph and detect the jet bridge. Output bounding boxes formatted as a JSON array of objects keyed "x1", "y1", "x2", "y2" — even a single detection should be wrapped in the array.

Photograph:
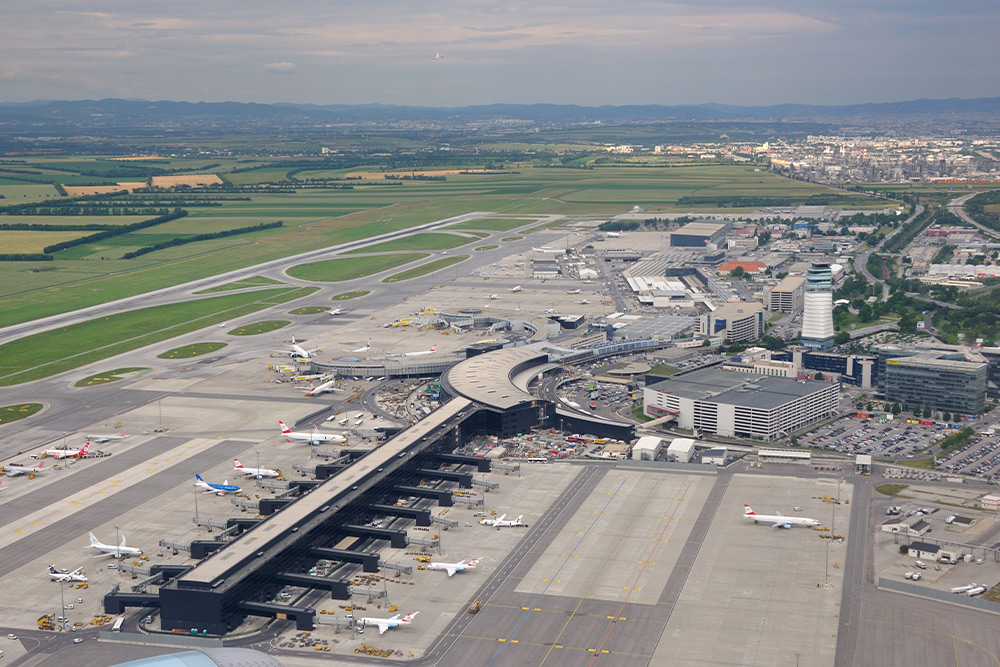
[
  {"x1": 237, "y1": 601, "x2": 315, "y2": 631},
  {"x1": 369, "y1": 503, "x2": 432, "y2": 526},
  {"x1": 310, "y1": 547, "x2": 380, "y2": 573},
  {"x1": 276, "y1": 572, "x2": 351, "y2": 598},
  {"x1": 395, "y1": 485, "x2": 454, "y2": 507},
  {"x1": 416, "y1": 468, "x2": 473, "y2": 488},
  {"x1": 436, "y1": 453, "x2": 491, "y2": 472},
  {"x1": 339, "y1": 525, "x2": 408, "y2": 549}
]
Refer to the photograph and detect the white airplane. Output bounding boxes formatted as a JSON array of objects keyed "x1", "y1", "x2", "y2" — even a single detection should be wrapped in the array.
[
  {"x1": 432, "y1": 53, "x2": 444, "y2": 60},
  {"x1": 488, "y1": 294, "x2": 499, "y2": 300},
  {"x1": 279, "y1": 421, "x2": 346, "y2": 445},
  {"x1": 743, "y1": 505, "x2": 820, "y2": 529},
  {"x1": 234, "y1": 459, "x2": 280, "y2": 479},
  {"x1": 567, "y1": 289, "x2": 582, "y2": 294},
  {"x1": 48, "y1": 565, "x2": 87, "y2": 583},
  {"x1": 296, "y1": 377, "x2": 342, "y2": 396},
  {"x1": 274, "y1": 336, "x2": 319, "y2": 358},
  {"x1": 389, "y1": 345, "x2": 437, "y2": 358},
  {"x1": 427, "y1": 557, "x2": 481, "y2": 577},
  {"x1": 84, "y1": 431, "x2": 126, "y2": 443},
  {"x1": 343, "y1": 338, "x2": 372, "y2": 354},
  {"x1": 330, "y1": 307, "x2": 345, "y2": 316},
  {"x1": 479, "y1": 514, "x2": 527, "y2": 529},
  {"x1": 85, "y1": 532, "x2": 142, "y2": 558},
  {"x1": 542, "y1": 308, "x2": 556, "y2": 314},
  {"x1": 606, "y1": 231, "x2": 622, "y2": 238},
  {"x1": 359, "y1": 611, "x2": 419, "y2": 635},
  {"x1": 1, "y1": 460, "x2": 49, "y2": 477},
  {"x1": 578, "y1": 298, "x2": 589, "y2": 305},
  {"x1": 195, "y1": 474, "x2": 241, "y2": 496},
  {"x1": 510, "y1": 285, "x2": 522, "y2": 292},
  {"x1": 43, "y1": 442, "x2": 90, "y2": 460}
]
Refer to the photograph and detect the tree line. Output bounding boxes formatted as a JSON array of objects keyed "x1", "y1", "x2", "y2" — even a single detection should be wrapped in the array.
[
  {"x1": 43, "y1": 209, "x2": 187, "y2": 254},
  {"x1": 120, "y1": 221, "x2": 282, "y2": 259}
]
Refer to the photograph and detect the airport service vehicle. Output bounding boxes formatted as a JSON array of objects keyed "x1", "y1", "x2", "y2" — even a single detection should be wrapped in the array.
[
  {"x1": 194, "y1": 474, "x2": 241, "y2": 496},
  {"x1": 84, "y1": 431, "x2": 126, "y2": 443},
  {"x1": 951, "y1": 583, "x2": 979, "y2": 593},
  {"x1": 85, "y1": 532, "x2": 142, "y2": 558},
  {"x1": 479, "y1": 514, "x2": 527, "y2": 529},
  {"x1": 48, "y1": 565, "x2": 87, "y2": 583},
  {"x1": 1, "y1": 460, "x2": 49, "y2": 477},
  {"x1": 510, "y1": 285, "x2": 522, "y2": 292},
  {"x1": 967, "y1": 586, "x2": 987, "y2": 596},
  {"x1": 272, "y1": 336, "x2": 319, "y2": 359},
  {"x1": 743, "y1": 505, "x2": 820, "y2": 529},
  {"x1": 233, "y1": 459, "x2": 280, "y2": 479},
  {"x1": 279, "y1": 421, "x2": 346, "y2": 445},
  {"x1": 358, "y1": 611, "x2": 419, "y2": 635},
  {"x1": 427, "y1": 557, "x2": 481, "y2": 577},
  {"x1": 43, "y1": 442, "x2": 90, "y2": 460}
]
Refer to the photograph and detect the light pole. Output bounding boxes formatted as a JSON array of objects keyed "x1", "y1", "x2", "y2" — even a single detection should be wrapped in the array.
[
  {"x1": 115, "y1": 524, "x2": 120, "y2": 560},
  {"x1": 59, "y1": 581, "x2": 66, "y2": 630}
]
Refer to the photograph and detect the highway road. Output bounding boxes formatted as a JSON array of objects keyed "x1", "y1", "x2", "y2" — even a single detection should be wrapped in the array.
[
  {"x1": 854, "y1": 204, "x2": 924, "y2": 302},
  {"x1": 948, "y1": 192, "x2": 1000, "y2": 240}
]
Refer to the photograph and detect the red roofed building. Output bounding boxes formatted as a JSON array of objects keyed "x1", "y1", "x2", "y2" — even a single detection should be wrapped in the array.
[{"x1": 718, "y1": 261, "x2": 767, "y2": 275}]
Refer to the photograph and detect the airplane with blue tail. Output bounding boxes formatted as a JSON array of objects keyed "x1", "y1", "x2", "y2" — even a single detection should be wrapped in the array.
[{"x1": 194, "y1": 474, "x2": 241, "y2": 496}]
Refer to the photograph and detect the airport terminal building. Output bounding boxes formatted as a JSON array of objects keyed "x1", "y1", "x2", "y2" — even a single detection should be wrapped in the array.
[{"x1": 644, "y1": 367, "x2": 839, "y2": 441}]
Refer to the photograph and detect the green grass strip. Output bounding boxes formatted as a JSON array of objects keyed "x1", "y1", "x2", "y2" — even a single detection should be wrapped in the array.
[
  {"x1": 228, "y1": 320, "x2": 290, "y2": 336},
  {"x1": 157, "y1": 343, "x2": 227, "y2": 359},
  {"x1": 289, "y1": 306, "x2": 330, "y2": 315},
  {"x1": 383, "y1": 255, "x2": 468, "y2": 282},
  {"x1": 474, "y1": 245, "x2": 499, "y2": 251},
  {"x1": 332, "y1": 290, "x2": 370, "y2": 301},
  {"x1": 194, "y1": 276, "x2": 283, "y2": 294},
  {"x1": 0, "y1": 402, "x2": 43, "y2": 424},
  {"x1": 288, "y1": 254, "x2": 428, "y2": 282},
  {"x1": 0, "y1": 287, "x2": 316, "y2": 386},
  {"x1": 342, "y1": 232, "x2": 469, "y2": 255}
]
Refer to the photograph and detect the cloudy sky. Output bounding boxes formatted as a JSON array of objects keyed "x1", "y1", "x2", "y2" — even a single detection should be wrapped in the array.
[{"x1": 3, "y1": 1, "x2": 998, "y2": 107}]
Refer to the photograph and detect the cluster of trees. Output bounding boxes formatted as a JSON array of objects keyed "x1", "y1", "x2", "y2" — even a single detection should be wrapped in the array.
[
  {"x1": 0, "y1": 253, "x2": 53, "y2": 262},
  {"x1": 598, "y1": 220, "x2": 640, "y2": 232},
  {"x1": 932, "y1": 288, "x2": 1000, "y2": 344},
  {"x1": 121, "y1": 221, "x2": 282, "y2": 259},
  {"x1": 881, "y1": 206, "x2": 933, "y2": 254},
  {"x1": 675, "y1": 193, "x2": 869, "y2": 208},
  {"x1": 383, "y1": 174, "x2": 446, "y2": 181},
  {"x1": 43, "y1": 209, "x2": 187, "y2": 254},
  {"x1": 938, "y1": 427, "x2": 975, "y2": 451}
]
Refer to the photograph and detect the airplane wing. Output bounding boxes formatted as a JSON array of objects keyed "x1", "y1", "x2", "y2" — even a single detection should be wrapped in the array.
[
  {"x1": 374, "y1": 620, "x2": 390, "y2": 635},
  {"x1": 770, "y1": 521, "x2": 792, "y2": 529},
  {"x1": 775, "y1": 510, "x2": 784, "y2": 517},
  {"x1": 444, "y1": 565, "x2": 457, "y2": 576}
]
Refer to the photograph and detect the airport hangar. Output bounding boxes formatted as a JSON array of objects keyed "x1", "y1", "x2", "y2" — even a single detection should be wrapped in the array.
[{"x1": 104, "y1": 347, "x2": 635, "y2": 635}]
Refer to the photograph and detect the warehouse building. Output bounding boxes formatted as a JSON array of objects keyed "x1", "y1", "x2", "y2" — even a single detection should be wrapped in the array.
[
  {"x1": 644, "y1": 367, "x2": 839, "y2": 441},
  {"x1": 631, "y1": 436, "x2": 662, "y2": 461},
  {"x1": 666, "y1": 437, "x2": 696, "y2": 463},
  {"x1": 670, "y1": 221, "x2": 731, "y2": 248}
]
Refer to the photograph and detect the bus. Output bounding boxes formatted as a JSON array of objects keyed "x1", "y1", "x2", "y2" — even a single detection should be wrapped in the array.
[
  {"x1": 111, "y1": 616, "x2": 125, "y2": 632},
  {"x1": 525, "y1": 457, "x2": 548, "y2": 463}
]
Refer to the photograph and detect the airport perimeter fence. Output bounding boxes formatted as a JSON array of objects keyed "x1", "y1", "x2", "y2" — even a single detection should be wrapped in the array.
[
  {"x1": 615, "y1": 459, "x2": 717, "y2": 474},
  {"x1": 98, "y1": 630, "x2": 223, "y2": 649},
  {"x1": 878, "y1": 577, "x2": 1000, "y2": 615}
]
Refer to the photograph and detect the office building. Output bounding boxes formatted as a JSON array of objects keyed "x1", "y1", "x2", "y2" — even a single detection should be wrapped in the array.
[
  {"x1": 670, "y1": 221, "x2": 730, "y2": 248},
  {"x1": 767, "y1": 275, "x2": 806, "y2": 313},
  {"x1": 874, "y1": 343, "x2": 988, "y2": 414},
  {"x1": 696, "y1": 301, "x2": 764, "y2": 342}
]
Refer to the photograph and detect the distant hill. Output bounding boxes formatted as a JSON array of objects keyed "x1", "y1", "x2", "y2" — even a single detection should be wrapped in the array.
[{"x1": 2, "y1": 96, "x2": 1000, "y2": 132}]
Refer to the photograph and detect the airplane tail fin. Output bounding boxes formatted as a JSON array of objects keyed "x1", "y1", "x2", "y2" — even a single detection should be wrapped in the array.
[
  {"x1": 80, "y1": 442, "x2": 90, "y2": 456},
  {"x1": 744, "y1": 504, "x2": 755, "y2": 516},
  {"x1": 279, "y1": 421, "x2": 292, "y2": 434},
  {"x1": 515, "y1": 515, "x2": 523, "y2": 523},
  {"x1": 195, "y1": 474, "x2": 204, "y2": 482},
  {"x1": 120, "y1": 534, "x2": 127, "y2": 547},
  {"x1": 466, "y1": 558, "x2": 481, "y2": 568},
  {"x1": 401, "y1": 611, "x2": 419, "y2": 623},
  {"x1": 88, "y1": 532, "x2": 99, "y2": 546},
  {"x1": 234, "y1": 459, "x2": 243, "y2": 469},
  {"x1": 49, "y1": 565, "x2": 59, "y2": 574},
  {"x1": 430, "y1": 345, "x2": 436, "y2": 352}
]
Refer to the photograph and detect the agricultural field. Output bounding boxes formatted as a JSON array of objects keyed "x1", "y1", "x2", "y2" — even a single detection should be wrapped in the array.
[
  {"x1": 287, "y1": 253, "x2": 429, "y2": 282},
  {"x1": 342, "y1": 232, "x2": 470, "y2": 255},
  {"x1": 0, "y1": 287, "x2": 316, "y2": 386},
  {"x1": 0, "y1": 158, "x2": 887, "y2": 328},
  {"x1": 383, "y1": 255, "x2": 468, "y2": 282},
  {"x1": 0, "y1": 230, "x2": 90, "y2": 253}
]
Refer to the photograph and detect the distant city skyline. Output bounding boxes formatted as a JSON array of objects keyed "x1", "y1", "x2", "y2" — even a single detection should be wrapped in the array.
[{"x1": 2, "y1": 1, "x2": 999, "y2": 107}]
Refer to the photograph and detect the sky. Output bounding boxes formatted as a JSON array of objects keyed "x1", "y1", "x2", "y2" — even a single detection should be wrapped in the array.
[{"x1": 3, "y1": 1, "x2": 999, "y2": 108}]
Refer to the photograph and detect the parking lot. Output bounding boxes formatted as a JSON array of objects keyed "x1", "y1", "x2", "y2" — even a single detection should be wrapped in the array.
[{"x1": 802, "y1": 415, "x2": 948, "y2": 460}]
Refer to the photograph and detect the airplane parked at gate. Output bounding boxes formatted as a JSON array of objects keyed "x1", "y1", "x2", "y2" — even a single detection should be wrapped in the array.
[
  {"x1": 194, "y1": 474, "x2": 241, "y2": 496},
  {"x1": 48, "y1": 565, "x2": 87, "y2": 583},
  {"x1": 233, "y1": 459, "x2": 280, "y2": 479},
  {"x1": 388, "y1": 345, "x2": 436, "y2": 358},
  {"x1": 479, "y1": 514, "x2": 527, "y2": 529},
  {"x1": 358, "y1": 611, "x2": 419, "y2": 635},
  {"x1": 279, "y1": 421, "x2": 346, "y2": 445},
  {"x1": 427, "y1": 557, "x2": 481, "y2": 576},
  {"x1": 343, "y1": 338, "x2": 372, "y2": 354},
  {"x1": 296, "y1": 376, "x2": 342, "y2": 396},
  {"x1": 1, "y1": 460, "x2": 49, "y2": 477},
  {"x1": 85, "y1": 532, "x2": 142, "y2": 558},
  {"x1": 84, "y1": 431, "x2": 126, "y2": 443},
  {"x1": 42, "y1": 442, "x2": 89, "y2": 460},
  {"x1": 743, "y1": 505, "x2": 820, "y2": 529},
  {"x1": 273, "y1": 336, "x2": 319, "y2": 359}
]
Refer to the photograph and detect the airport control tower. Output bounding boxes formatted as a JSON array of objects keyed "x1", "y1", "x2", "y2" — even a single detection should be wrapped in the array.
[{"x1": 801, "y1": 262, "x2": 834, "y2": 349}]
